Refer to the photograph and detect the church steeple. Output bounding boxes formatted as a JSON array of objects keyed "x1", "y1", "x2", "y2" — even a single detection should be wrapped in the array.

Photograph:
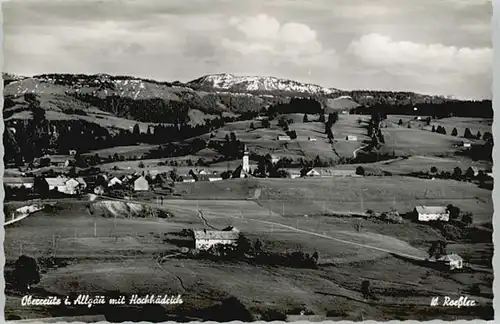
[{"x1": 242, "y1": 144, "x2": 249, "y2": 172}]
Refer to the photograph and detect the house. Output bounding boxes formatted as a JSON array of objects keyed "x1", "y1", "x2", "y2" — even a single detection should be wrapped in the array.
[
  {"x1": 271, "y1": 155, "x2": 280, "y2": 164},
  {"x1": 68, "y1": 149, "x2": 77, "y2": 156},
  {"x1": 94, "y1": 185, "x2": 105, "y2": 195},
  {"x1": 345, "y1": 135, "x2": 358, "y2": 141},
  {"x1": 289, "y1": 172, "x2": 301, "y2": 179},
  {"x1": 470, "y1": 166, "x2": 479, "y2": 177},
  {"x1": 437, "y1": 254, "x2": 464, "y2": 270},
  {"x1": 462, "y1": 141, "x2": 472, "y2": 148},
  {"x1": 76, "y1": 177, "x2": 87, "y2": 190},
  {"x1": 300, "y1": 168, "x2": 321, "y2": 177},
  {"x1": 134, "y1": 176, "x2": 149, "y2": 191},
  {"x1": 193, "y1": 227, "x2": 240, "y2": 251},
  {"x1": 49, "y1": 155, "x2": 75, "y2": 167},
  {"x1": 277, "y1": 135, "x2": 291, "y2": 141},
  {"x1": 414, "y1": 206, "x2": 450, "y2": 222},
  {"x1": 45, "y1": 177, "x2": 69, "y2": 193},
  {"x1": 64, "y1": 178, "x2": 81, "y2": 195},
  {"x1": 45, "y1": 177, "x2": 81, "y2": 195},
  {"x1": 108, "y1": 177, "x2": 123, "y2": 187},
  {"x1": 197, "y1": 169, "x2": 208, "y2": 175},
  {"x1": 4, "y1": 177, "x2": 35, "y2": 189},
  {"x1": 208, "y1": 175, "x2": 223, "y2": 182},
  {"x1": 308, "y1": 136, "x2": 317, "y2": 141}
]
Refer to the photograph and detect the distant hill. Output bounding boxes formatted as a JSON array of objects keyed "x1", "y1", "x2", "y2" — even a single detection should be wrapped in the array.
[
  {"x1": 188, "y1": 73, "x2": 338, "y2": 97},
  {"x1": 2, "y1": 72, "x2": 492, "y2": 162}
]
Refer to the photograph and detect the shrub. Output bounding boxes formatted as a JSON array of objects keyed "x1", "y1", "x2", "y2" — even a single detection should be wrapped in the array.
[
  {"x1": 361, "y1": 280, "x2": 371, "y2": 299},
  {"x1": 451, "y1": 128, "x2": 458, "y2": 136},
  {"x1": 430, "y1": 166, "x2": 438, "y2": 173},
  {"x1": 465, "y1": 167, "x2": 475, "y2": 178},
  {"x1": 398, "y1": 119, "x2": 403, "y2": 125},
  {"x1": 303, "y1": 114, "x2": 309, "y2": 123},
  {"x1": 138, "y1": 161, "x2": 145, "y2": 168},
  {"x1": 355, "y1": 166, "x2": 365, "y2": 176},
  {"x1": 469, "y1": 283, "x2": 481, "y2": 295},
  {"x1": 461, "y1": 212, "x2": 473, "y2": 225},
  {"x1": 12, "y1": 255, "x2": 41, "y2": 291}
]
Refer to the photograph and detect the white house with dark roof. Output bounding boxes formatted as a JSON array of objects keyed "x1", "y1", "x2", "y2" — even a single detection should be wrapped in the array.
[{"x1": 193, "y1": 227, "x2": 240, "y2": 251}]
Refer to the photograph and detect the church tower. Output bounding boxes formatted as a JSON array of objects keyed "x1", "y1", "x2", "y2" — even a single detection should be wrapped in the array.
[{"x1": 242, "y1": 144, "x2": 249, "y2": 173}]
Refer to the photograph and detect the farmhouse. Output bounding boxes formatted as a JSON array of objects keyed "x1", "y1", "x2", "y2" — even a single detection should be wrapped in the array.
[
  {"x1": 437, "y1": 254, "x2": 464, "y2": 270},
  {"x1": 277, "y1": 135, "x2": 291, "y2": 141},
  {"x1": 193, "y1": 227, "x2": 240, "y2": 251},
  {"x1": 4, "y1": 177, "x2": 35, "y2": 189},
  {"x1": 134, "y1": 176, "x2": 149, "y2": 191},
  {"x1": 300, "y1": 168, "x2": 321, "y2": 177},
  {"x1": 414, "y1": 206, "x2": 450, "y2": 222},
  {"x1": 49, "y1": 155, "x2": 75, "y2": 167},
  {"x1": 345, "y1": 135, "x2": 358, "y2": 141},
  {"x1": 45, "y1": 177, "x2": 81, "y2": 195}
]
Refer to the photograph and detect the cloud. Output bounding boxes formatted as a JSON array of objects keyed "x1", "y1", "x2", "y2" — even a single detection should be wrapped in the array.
[
  {"x1": 347, "y1": 33, "x2": 492, "y2": 75},
  {"x1": 222, "y1": 14, "x2": 336, "y2": 68},
  {"x1": 344, "y1": 33, "x2": 492, "y2": 98}
]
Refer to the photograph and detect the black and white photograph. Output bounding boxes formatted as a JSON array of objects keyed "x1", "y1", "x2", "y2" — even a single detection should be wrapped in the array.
[{"x1": 2, "y1": 0, "x2": 495, "y2": 322}]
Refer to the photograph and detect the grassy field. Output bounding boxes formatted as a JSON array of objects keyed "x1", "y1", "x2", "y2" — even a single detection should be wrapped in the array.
[
  {"x1": 333, "y1": 156, "x2": 492, "y2": 176},
  {"x1": 171, "y1": 177, "x2": 492, "y2": 224},
  {"x1": 82, "y1": 144, "x2": 158, "y2": 159},
  {"x1": 4, "y1": 198, "x2": 493, "y2": 321}
]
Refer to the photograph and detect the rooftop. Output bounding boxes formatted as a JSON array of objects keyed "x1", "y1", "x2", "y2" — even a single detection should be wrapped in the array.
[
  {"x1": 437, "y1": 254, "x2": 463, "y2": 262},
  {"x1": 415, "y1": 206, "x2": 449, "y2": 214}
]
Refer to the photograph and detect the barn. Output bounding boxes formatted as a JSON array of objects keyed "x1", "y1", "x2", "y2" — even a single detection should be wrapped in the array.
[
  {"x1": 414, "y1": 206, "x2": 450, "y2": 222},
  {"x1": 134, "y1": 176, "x2": 149, "y2": 191},
  {"x1": 193, "y1": 227, "x2": 240, "y2": 251}
]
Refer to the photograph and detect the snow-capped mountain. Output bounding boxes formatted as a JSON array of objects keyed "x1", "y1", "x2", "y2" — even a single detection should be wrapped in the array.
[{"x1": 189, "y1": 73, "x2": 337, "y2": 96}]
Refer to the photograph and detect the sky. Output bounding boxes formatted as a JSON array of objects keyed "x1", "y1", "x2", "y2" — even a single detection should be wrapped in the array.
[{"x1": 3, "y1": 0, "x2": 493, "y2": 100}]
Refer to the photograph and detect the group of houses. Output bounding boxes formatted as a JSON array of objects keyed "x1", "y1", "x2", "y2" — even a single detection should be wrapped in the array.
[{"x1": 4, "y1": 176, "x2": 88, "y2": 195}]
